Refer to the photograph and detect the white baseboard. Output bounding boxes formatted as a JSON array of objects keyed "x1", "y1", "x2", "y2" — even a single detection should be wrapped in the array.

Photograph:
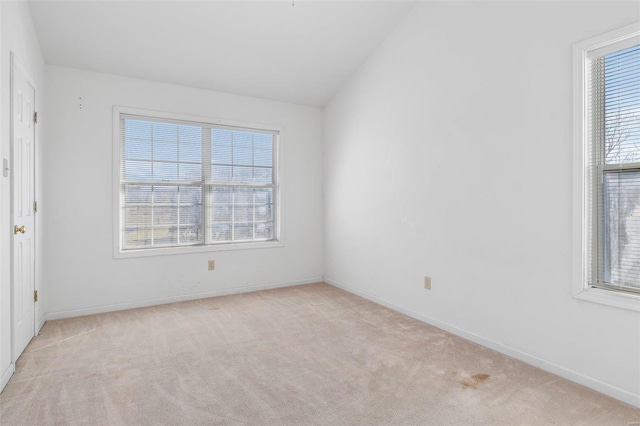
[
  {"x1": 44, "y1": 277, "x2": 323, "y2": 321},
  {"x1": 325, "y1": 278, "x2": 640, "y2": 409},
  {"x1": 0, "y1": 363, "x2": 15, "y2": 394}
]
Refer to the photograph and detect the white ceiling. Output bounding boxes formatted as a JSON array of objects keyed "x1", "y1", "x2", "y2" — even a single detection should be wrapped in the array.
[{"x1": 28, "y1": 1, "x2": 416, "y2": 107}]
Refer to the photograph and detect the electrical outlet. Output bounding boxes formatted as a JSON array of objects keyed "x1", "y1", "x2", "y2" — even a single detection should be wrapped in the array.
[
  {"x1": 208, "y1": 260, "x2": 215, "y2": 271},
  {"x1": 424, "y1": 276, "x2": 431, "y2": 290}
]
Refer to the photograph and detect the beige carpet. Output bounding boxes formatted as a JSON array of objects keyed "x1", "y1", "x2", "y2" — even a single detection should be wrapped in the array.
[{"x1": 1, "y1": 283, "x2": 638, "y2": 425}]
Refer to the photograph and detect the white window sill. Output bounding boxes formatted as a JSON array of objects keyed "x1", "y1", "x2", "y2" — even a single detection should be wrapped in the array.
[
  {"x1": 574, "y1": 287, "x2": 640, "y2": 312},
  {"x1": 114, "y1": 240, "x2": 284, "y2": 259}
]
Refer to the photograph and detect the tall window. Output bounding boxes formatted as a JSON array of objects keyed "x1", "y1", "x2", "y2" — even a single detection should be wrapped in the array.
[
  {"x1": 595, "y1": 44, "x2": 640, "y2": 293},
  {"x1": 575, "y1": 24, "x2": 640, "y2": 303},
  {"x1": 115, "y1": 109, "x2": 279, "y2": 253}
]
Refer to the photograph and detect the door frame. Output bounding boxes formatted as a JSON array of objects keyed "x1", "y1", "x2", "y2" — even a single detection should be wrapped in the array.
[{"x1": 10, "y1": 51, "x2": 38, "y2": 363}]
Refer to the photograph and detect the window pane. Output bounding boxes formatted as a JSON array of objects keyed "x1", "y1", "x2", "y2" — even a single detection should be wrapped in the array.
[
  {"x1": 212, "y1": 204, "x2": 232, "y2": 222},
  {"x1": 234, "y1": 188, "x2": 253, "y2": 204},
  {"x1": 604, "y1": 45, "x2": 640, "y2": 165},
  {"x1": 209, "y1": 129, "x2": 274, "y2": 183},
  {"x1": 154, "y1": 186, "x2": 178, "y2": 204},
  {"x1": 121, "y1": 184, "x2": 202, "y2": 249},
  {"x1": 179, "y1": 163, "x2": 201, "y2": 181},
  {"x1": 153, "y1": 226, "x2": 178, "y2": 246},
  {"x1": 125, "y1": 119, "x2": 152, "y2": 140},
  {"x1": 125, "y1": 138, "x2": 152, "y2": 160},
  {"x1": 178, "y1": 126, "x2": 202, "y2": 163},
  {"x1": 124, "y1": 185, "x2": 152, "y2": 204},
  {"x1": 232, "y1": 166, "x2": 252, "y2": 183},
  {"x1": 120, "y1": 114, "x2": 277, "y2": 250},
  {"x1": 179, "y1": 225, "x2": 202, "y2": 244},
  {"x1": 153, "y1": 162, "x2": 178, "y2": 181},
  {"x1": 233, "y1": 141, "x2": 252, "y2": 166},
  {"x1": 212, "y1": 165, "x2": 232, "y2": 182},
  {"x1": 179, "y1": 205, "x2": 201, "y2": 225},
  {"x1": 254, "y1": 189, "x2": 273, "y2": 204},
  {"x1": 255, "y1": 222, "x2": 273, "y2": 240},
  {"x1": 234, "y1": 205, "x2": 253, "y2": 223},
  {"x1": 253, "y1": 167, "x2": 272, "y2": 184},
  {"x1": 123, "y1": 118, "x2": 203, "y2": 183},
  {"x1": 153, "y1": 206, "x2": 178, "y2": 226},
  {"x1": 253, "y1": 133, "x2": 272, "y2": 151},
  {"x1": 179, "y1": 125, "x2": 201, "y2": 144},
  {"x1": 179, "y1": 141, "x2": 201, "y2": 163},
  {"x1": 153, "y1": 141, "x2": 178, "y2": 162},
  {"x1": 211, "y1": 223, "x2": 231, "y2": 242},
  {"x1": 124, "y1": 206, "x2": 151, "y2": 228},
  {"x1": 208, "y1": 186, "x2": 274, "y2": 243},
  {"x1": 255, "y1": 204, "x2": 272, "y2": 221},
  {"x1": 212, "y1": 129, "x2": 232, "y2": 146},
  {"x1": 123, "y1": 227, "x2": 152, "y2": 249},
  {"x1": 180, "y1": 186, "x2": 202, "y2": 204},
  {"x1": 604, "y1": 171, "x2": 640, "y2": 289},
  {"x1": 234, "y1": 224, "x2": 253, "y2": 240},
  {"x1": 153, "y1": 122, "x2": 178, "y2": 142},
  {"x1": 212, "y1": 187, "x2": 232, "y2": 204},
  {"x1": 254, "y1": 149, "x2": 272, "y2": 167},
  {"x1": 124, "y1": 160, "x2": 152, "y2": 180},
  {"x1": 212, "y1": 144, "x2": 232, "y2": 164}
]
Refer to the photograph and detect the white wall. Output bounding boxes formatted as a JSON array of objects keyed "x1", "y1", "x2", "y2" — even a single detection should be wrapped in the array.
[
  {"x1": 43, "y1": 66, "x2": 324, "y2": 317},
  {"x1": 0, "y1": 2, "x2": 45, "y2": 389},
  {"x1": 324, "y1": 1, "x2": 640, "y2": 407}
]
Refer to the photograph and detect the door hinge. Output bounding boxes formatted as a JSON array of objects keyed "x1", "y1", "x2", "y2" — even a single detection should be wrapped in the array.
[
  {"x1": 34, "y1": 111, "x2": 38, "y2": 124},
  {"x1": 34, "y1": 201, "x2": 38, "y2": 213},
  {"x1": 34, "y1": 290, "x2": 38, "y2": 302}
]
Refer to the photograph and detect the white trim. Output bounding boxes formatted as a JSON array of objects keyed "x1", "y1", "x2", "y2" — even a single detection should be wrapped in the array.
[
  {"x1": 0, "y1": 363, "x2": 15, "y2": 393},
  {"x1": 112, "y1": 109, "x2": 121, "y2": 258},
  {"x1": 37, "y1": 313, "x2": 46, "y2": 333},
  {"x1": 581, "y1": 22, "x2": 640, "y2": 59},
  {"x1": 114, "y1": 240, "x2": 284, "y2": 259},
  {"x1": 325, "y1": 278, "x2": 640, "y2": 409},
  {"x1": 572, "y1": 34, "x2": 589, "y2": 302},
  {"x1": 44, "y1": 277, "x2": 322, "y2": 321},
  {"x1": 114, "y1": 106, "x2": 283, "y2": 134},
  {"x1": 574, "y1": 286, "x2": 640, "y2": 311},
  {"x1": 572, "y1": 22, "x2": 640, "y2": 311},
  {"x1": 112, "y1": 106, "x2": 284, "y2": 258}
]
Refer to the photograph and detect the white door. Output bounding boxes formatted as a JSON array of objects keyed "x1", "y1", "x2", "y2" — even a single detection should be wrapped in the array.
[{"x1": 12, "y1": 55, "x2": 36, "y2": 361}]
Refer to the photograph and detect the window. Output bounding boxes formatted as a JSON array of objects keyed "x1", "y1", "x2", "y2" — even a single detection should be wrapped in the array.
[
  {"x1": 574, "y1": 23, "x2": 640, "y2": 310},
  {"x1": 113, "y1": 108, "x2": 281, "y2": 256}
]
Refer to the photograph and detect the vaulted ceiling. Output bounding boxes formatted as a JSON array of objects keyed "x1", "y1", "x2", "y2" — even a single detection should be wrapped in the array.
[{"x1": 28, "y1": 1, "x2": 416, "y2": 106}]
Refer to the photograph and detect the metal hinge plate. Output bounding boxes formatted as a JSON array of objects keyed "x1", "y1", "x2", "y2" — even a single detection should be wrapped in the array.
[
  {"x1": 34, "y1": 112, "x2": 38, "y2": 124},
  {"x1": 34, "y1": 201, "x2": 38, "y2": 213},
  {"x1": 34, "y1": 290, "x2": 38, "y2": 302}
]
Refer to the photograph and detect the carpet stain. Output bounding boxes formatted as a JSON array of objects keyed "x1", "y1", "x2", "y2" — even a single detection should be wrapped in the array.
[{"x1": 460, "y1": 373, "x2": 491, "y2": 389}]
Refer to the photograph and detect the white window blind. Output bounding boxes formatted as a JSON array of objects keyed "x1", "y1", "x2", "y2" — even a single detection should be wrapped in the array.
[
  {"x1": 119, "y1": 113, "x2": 278, "y2": 251},
  {"x1": 588, "y1": 43, "x2": 640, "y2": 294}
]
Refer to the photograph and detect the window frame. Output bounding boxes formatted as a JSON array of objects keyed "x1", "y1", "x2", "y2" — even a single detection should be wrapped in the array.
[
  {"x1": 112, "y1": 106, "x2": 284, "y2": 258},
  {"x1": 572, "y1": 22, "x2": 640, "y2": 311}
]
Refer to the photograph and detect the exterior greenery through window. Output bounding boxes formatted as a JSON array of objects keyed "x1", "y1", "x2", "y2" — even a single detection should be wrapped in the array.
[
  {"x1": 118, "y1": 113, "x2": 278, "y2": 251},
  {"x1": 588, "y1": 41, "x2": 640, "y2": 293}
]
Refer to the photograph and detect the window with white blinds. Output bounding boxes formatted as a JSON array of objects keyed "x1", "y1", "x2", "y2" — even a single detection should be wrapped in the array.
[
  {"x1": 116, "y1": 110, "x2": 279, "y2": 253},
  {"x1": 584, "y1": 30, "x2": 640, "y2": 295}
]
